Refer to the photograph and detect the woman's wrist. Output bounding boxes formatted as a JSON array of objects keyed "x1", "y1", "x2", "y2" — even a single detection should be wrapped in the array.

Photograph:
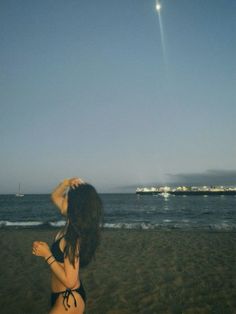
[
  {"x1": 45, "y1": 255, "x2": 55, "y2": 263},
  {"x1": 45, "y1": 255, "x2": 56, "y2": 266},
  {"x1": 62, "y1": 179, "x2": 70, "y2": 187},
  {"x1": 44, "y1": 252, "x2": 53, "y2": 261}
]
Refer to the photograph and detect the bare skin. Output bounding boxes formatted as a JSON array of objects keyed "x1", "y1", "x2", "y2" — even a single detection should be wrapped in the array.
[
  {"x1": 32, "y1": 178, "x2": 85, "y2": 314},
  {"x1": 48, "y1": 236, "x2": 84, "y2": 314}
]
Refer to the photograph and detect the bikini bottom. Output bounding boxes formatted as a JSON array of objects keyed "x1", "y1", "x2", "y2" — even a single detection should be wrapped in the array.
[{"x1": 51, "y1": 282, "x2": 86, "y2": 311}]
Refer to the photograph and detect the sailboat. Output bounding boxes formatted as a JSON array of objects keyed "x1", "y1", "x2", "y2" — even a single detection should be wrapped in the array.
[{"x1": 16, "y1": 183, "x2": 24, "y2": 197}]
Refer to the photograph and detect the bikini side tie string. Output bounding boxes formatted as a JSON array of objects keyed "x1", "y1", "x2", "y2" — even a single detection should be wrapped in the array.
[{"x1": 62, "y1": 288, "x2": 77, "y2": 311}]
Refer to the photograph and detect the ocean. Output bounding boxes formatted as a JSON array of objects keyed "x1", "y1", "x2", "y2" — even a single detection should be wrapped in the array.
[{"x1": 0, "y1": 193, "x2": 236, "y2": 231}]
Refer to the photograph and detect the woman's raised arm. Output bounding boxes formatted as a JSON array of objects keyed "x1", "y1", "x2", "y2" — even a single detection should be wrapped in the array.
[
  {"x1": 51, "y1": 180, "x2": 69, "y2": 215},
  {"x1": 51, "y1": 178, "x2": 84, "y2": 215}
]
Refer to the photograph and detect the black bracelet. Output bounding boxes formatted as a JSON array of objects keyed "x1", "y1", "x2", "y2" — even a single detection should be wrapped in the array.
[
  {"x1": 49, "y1": 259, "x2": 56, "y2": 266},
  {"x1": 45, "y1": 255, "x2": 53, "y2": 263}
]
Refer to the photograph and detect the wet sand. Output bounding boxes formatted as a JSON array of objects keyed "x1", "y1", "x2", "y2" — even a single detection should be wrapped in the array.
[{"x1": 0, "y1": 228, "x2": 235, "y2": 314}]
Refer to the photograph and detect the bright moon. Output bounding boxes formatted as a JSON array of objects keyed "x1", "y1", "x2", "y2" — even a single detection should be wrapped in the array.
[{"x1": 156, "y1": 3, "x2": 161, "y2": 11}]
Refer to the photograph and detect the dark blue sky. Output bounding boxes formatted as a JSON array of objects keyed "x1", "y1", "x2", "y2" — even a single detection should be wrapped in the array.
[{"x1": 1, "y1": 0, "x2": 235, "y2": 193}]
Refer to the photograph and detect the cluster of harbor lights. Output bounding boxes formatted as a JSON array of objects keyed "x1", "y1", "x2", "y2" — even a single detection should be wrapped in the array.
[{"x1": 136, "y1": 186, "x2": 236, "y2": 197}]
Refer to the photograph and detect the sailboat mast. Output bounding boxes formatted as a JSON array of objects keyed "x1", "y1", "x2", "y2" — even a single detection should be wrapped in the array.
[{"x1": 16, "y1": 183, "x2": 24, "y2": 197}]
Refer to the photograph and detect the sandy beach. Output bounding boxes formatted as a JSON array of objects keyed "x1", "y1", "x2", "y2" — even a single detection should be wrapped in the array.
[{"x1": 0, "y1": 227, "x2": 235, "y2": 314}]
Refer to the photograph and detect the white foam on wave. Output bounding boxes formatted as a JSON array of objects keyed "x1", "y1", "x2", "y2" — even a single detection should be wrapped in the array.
[
  {"x1": 104, "y1": 223, "x2": 133, "y2": 229},
  {"x1": 209, "y1": 222, "x2": 236, "y2": 231},
  {"x1": 0, "y1": 220, "x2": 66, "y2": 227},
  {"x1": 103, "y1": 222, "x2": 157, "y2": 230},
  {"x1": 50, "y1": 221, "x2": 66, "y2": 227},
  {"x1": 0, "y1": 220, "x2": 43, "y2": 227},
  {"x1": 0, "y1": 220, "x2": 235, "y2": 231}
]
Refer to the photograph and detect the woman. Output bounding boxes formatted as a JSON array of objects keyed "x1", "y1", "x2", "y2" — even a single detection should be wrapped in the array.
[{"x1": 32, "y1": 177, "x2": 103, "y2": 313}]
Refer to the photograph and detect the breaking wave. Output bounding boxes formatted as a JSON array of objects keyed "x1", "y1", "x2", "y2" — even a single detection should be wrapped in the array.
[{"x1": 0, "y1": 220, "x2": 235, "y2": 232}]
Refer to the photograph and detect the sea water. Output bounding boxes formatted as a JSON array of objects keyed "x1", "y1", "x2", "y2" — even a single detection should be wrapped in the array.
[{"x1": 0, "y1": 194, "x2": 236, "y2": 231}]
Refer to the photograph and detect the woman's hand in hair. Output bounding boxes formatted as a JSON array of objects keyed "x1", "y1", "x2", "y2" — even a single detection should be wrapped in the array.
[
  {"x1": 67, "y1": 177, "x2": 85, "y2": 189},
  {"x1": 51, "y1": 177, "x2": 84, "y2": 215}
]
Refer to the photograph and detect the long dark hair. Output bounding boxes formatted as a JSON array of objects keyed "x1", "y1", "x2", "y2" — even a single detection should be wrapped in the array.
[{"x1": 62, "y1": 183, "x2": 103, "y2": 268}]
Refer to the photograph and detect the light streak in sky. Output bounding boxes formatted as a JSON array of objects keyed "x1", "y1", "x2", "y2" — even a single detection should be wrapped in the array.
[
  {"x1": 155, "y1": 0, "x2": 167, "y2": 67},
  {"x1": 156, "y1": 3, "x2": 161, "y2": 11}
]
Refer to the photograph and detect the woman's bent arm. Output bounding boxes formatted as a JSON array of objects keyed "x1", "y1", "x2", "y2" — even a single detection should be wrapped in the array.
[
  {"x1": 48, "y1": 256, "x2": 80, "y2": 289},
  {"x1": 51, "y1": 180, "x2": 69, "y2": 215},
  {"x1": 32, "y1": 240, "x2": 80, "y2": 289}
]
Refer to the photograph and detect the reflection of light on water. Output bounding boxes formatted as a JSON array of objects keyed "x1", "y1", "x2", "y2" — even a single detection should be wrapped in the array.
[
  {"x1": 163, "y1": 198, "x2": 169, "y2": 211},
  {"x1": 161, "y1": 192, "x2": 170, "y2": 198}
]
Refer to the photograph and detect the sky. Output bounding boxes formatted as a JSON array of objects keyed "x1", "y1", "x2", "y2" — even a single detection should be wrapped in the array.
[{"x1": 0, "y1": 0, "x2": 235, "y2": 193}]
